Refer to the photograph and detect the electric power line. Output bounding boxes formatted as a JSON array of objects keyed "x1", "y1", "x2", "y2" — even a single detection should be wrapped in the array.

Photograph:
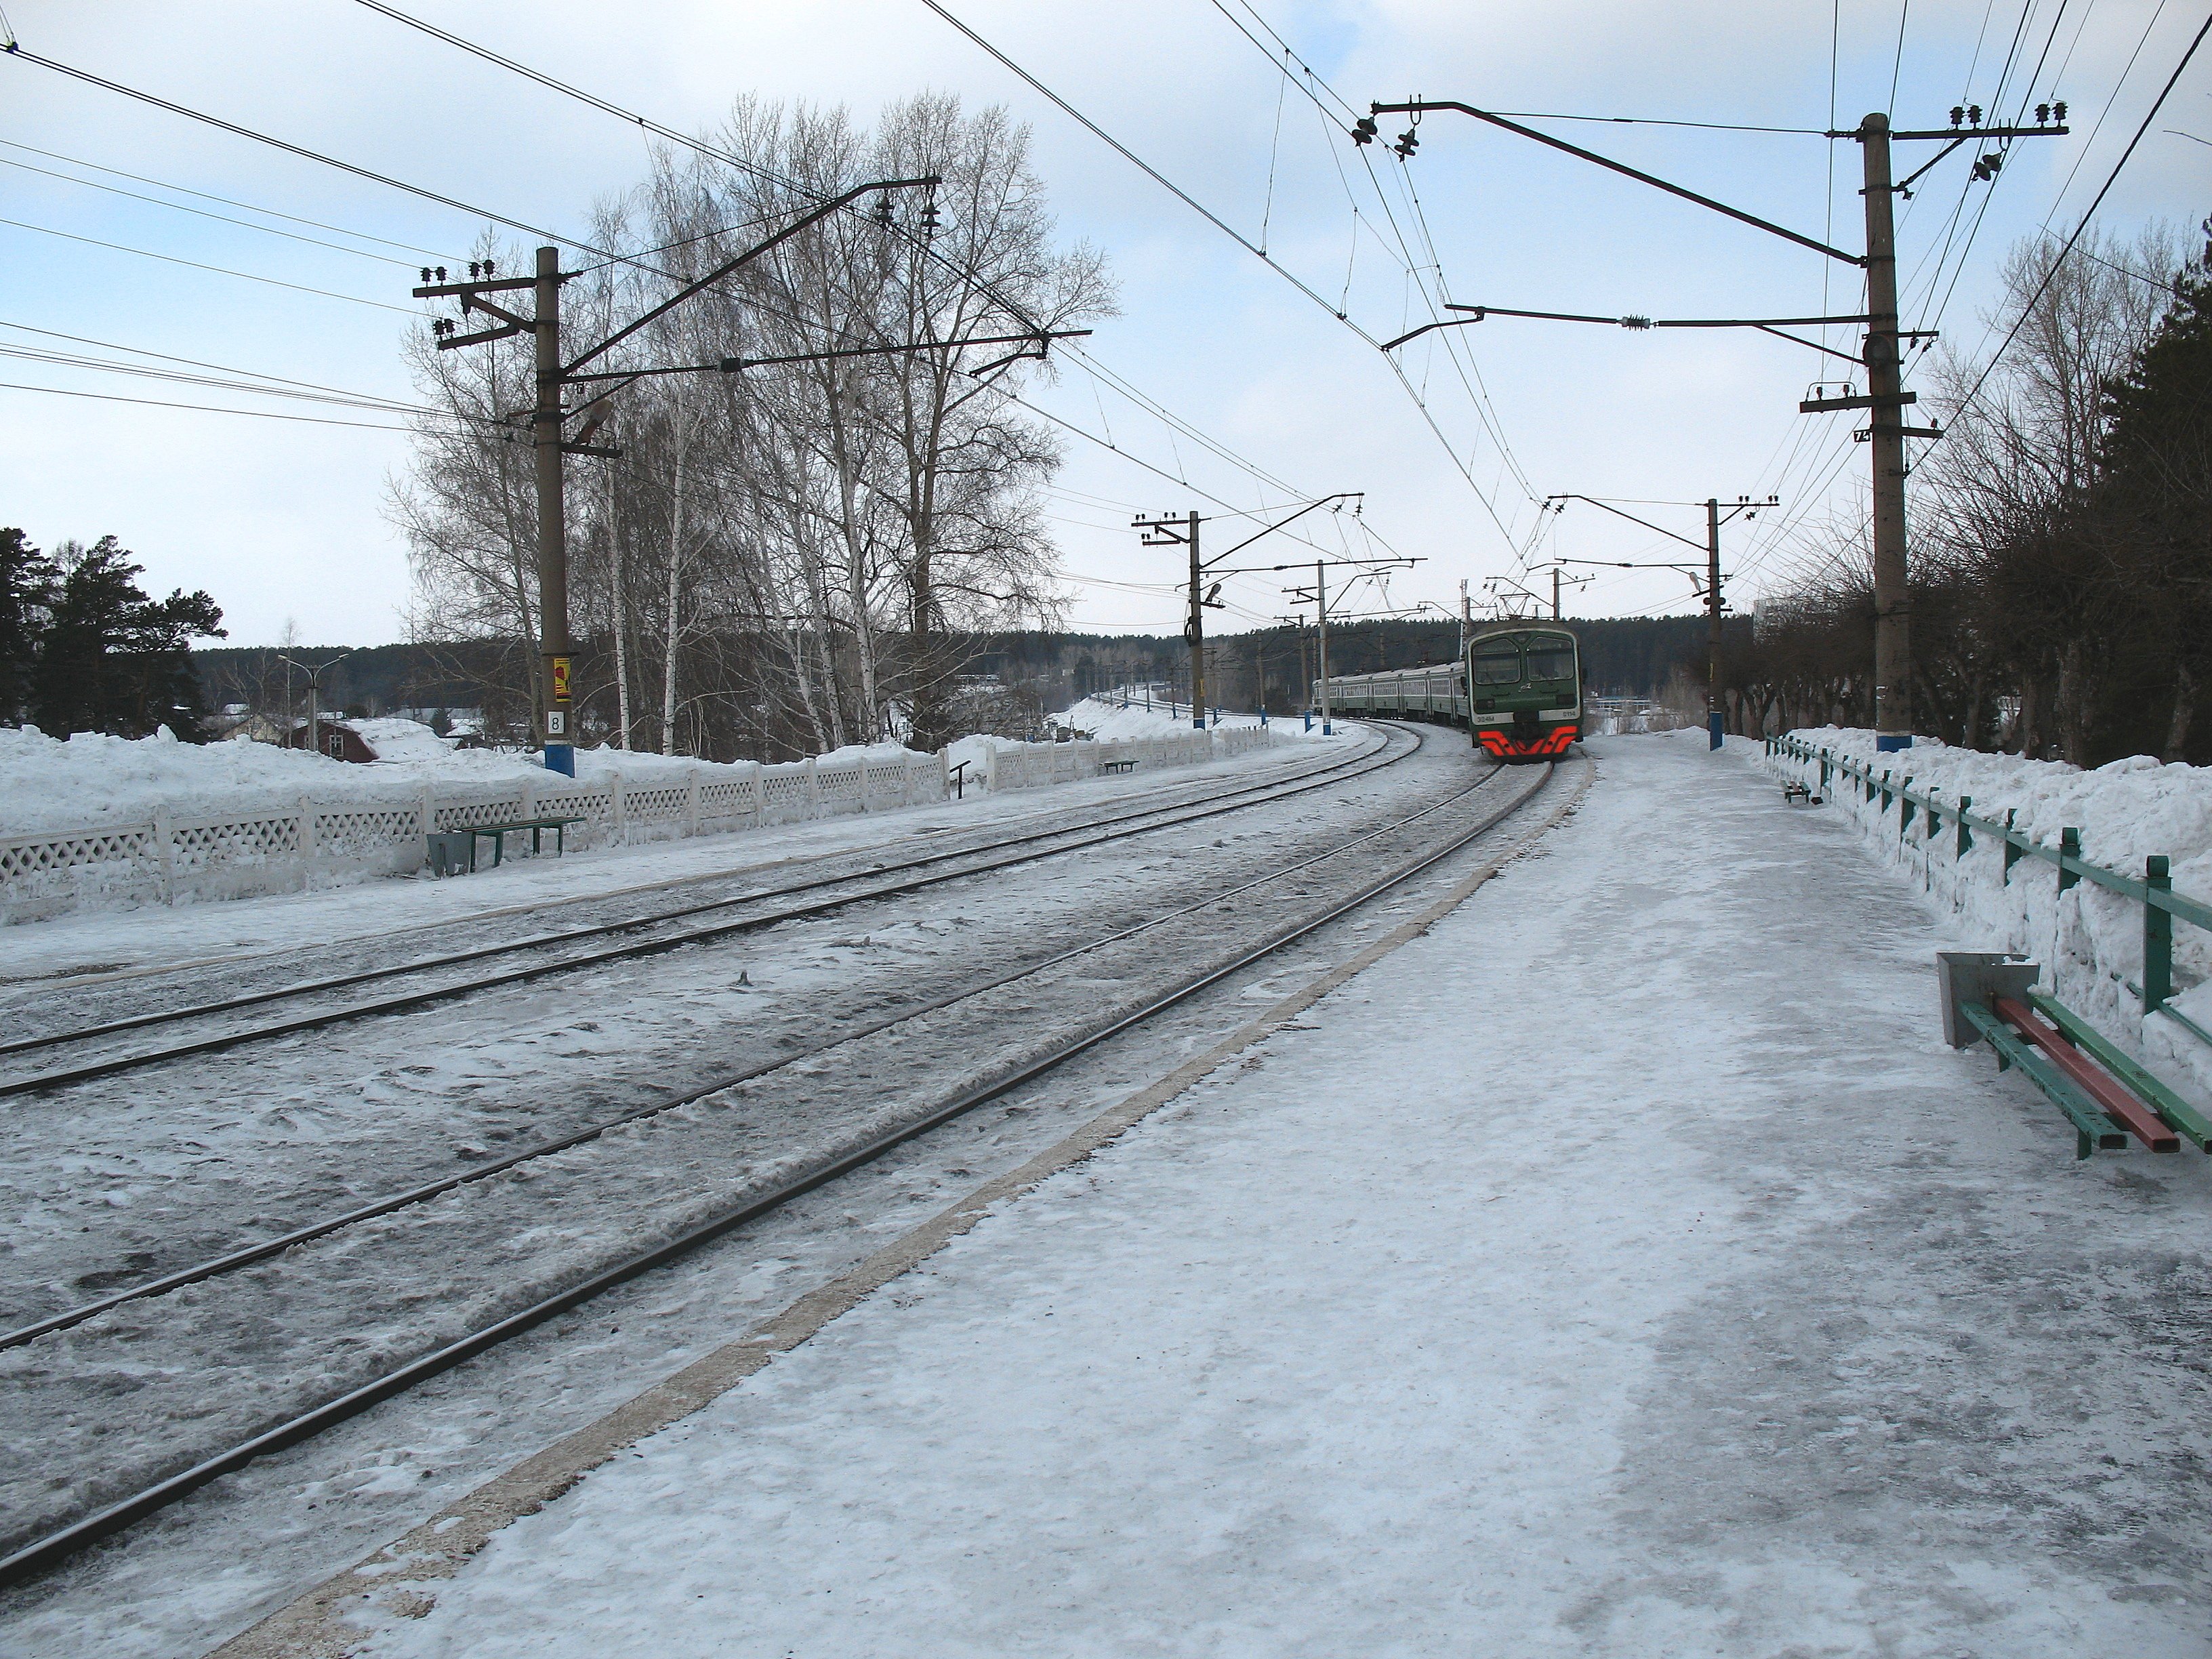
[{"x1": 0, "y1": 216, "x2": 421, "y2": 313}]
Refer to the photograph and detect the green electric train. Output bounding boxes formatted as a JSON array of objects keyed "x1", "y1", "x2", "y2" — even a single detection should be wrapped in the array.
[{"x1": 1317, "y1": 622, "x2": 1583, "y2": 759}]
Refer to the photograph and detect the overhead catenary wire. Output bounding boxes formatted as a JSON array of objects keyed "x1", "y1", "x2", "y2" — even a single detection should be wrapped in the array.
[
  {"x1": 1949, "y1": 8, "x2": 2211, "y2": 422},
  {"x1": 340, "y1": 0, "x2": 1384, "y2": 560},
  {"x1": 0, "y1": 152, "x2": 436, "y2": 266},
  {"x1": 0, "y1": 380, "x2": 420, "y2": 431},
  {"x1": 0, "y1": 216, "x2": 422, "y2": 314},
  {"x1": 0, "y1": 12, "x2": 1315, "y2": 557},
  {"x1": 916, "y1": 0, "x2": 1520, "y2": 544},
  {"x1": 0, "y1": 136, "x2": 465, "y2": 261},
  {"x1": 1, "y1": 44, "x2": 632, "y2": 267}
]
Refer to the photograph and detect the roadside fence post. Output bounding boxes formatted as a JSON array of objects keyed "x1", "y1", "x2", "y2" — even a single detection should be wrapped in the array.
[
  {"x1": 2003, "y1": 811, "x2": 2022, "y2": 881},
  {"x1": 2060, "y1": 828, "x2": 2082, "y2": 894},
  {"x1": 2145, "y1": 855, "x2": 2173, "y2": 1011},
  {"x1": 1956, "y1": 796, "x2": 1972, "y2": 859},
  {"x1": 152, "y1": 806, "x2": 176, "y2": 905}
]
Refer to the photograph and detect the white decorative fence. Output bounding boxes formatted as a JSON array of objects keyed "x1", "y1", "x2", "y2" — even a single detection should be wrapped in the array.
[
  {"x1": 0, "y1": 750, "x2": 946, "y2": 924},
  {"x1": 975, "y1": 726, "x2": 1279, "y2": 794},
  {"x1": 0, "y1": 727, "x2": 1292, "y2": 924}
]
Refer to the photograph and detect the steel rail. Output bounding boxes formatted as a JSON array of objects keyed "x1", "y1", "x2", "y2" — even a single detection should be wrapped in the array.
[
  {"x1": 0, "y1": 732, "x2": 1389, "y2": 1063},
  {"x1": 0, "y1": 751, "x2": 1565, "y2": 1588},
  {"x1": 1, "y1": 739, "x2": 1495, "y2": 1351},
  {"x1": 0, "y1": 733, "x2": 1414, "y2": 1097}
]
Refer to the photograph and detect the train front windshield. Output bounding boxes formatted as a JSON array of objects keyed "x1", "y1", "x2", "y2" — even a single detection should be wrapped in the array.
[
  {"x1": 1470, "y1": 645, "x2": 1523, "y2": 684},
  {"x1": 1524, "y1": 642, "x2": 1576, "y2": 680}
]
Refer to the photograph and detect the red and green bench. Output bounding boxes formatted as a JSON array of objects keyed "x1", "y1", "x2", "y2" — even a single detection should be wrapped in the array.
[{"x1": 1939, "y1": 952, "x2": 2212, "y2": 1160}]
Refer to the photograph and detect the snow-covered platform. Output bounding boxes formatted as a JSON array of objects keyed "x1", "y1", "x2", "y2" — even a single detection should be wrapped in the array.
[{"x1": 308, "y1": 732, "x2": 2212, "y2": 1656}]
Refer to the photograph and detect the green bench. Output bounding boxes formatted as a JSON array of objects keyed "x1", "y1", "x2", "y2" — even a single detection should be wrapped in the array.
[
  {"x1": 465, "y1": 816, "x2": 586, "y2": 868},
  {"x1": 1939, "y1": 951, "x2": 2211, "y2": 1160}
]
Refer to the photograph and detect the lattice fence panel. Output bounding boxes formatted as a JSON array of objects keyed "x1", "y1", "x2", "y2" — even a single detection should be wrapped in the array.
[
  {"x1": 625, "y1": 785, "x2": 691, "y2": 825},
  {"x1": 535, "y1": 785, "x2": 615, "y2": 833},
  {"x1": 434, "y1": 795, "x2": 527, "y2": 832},
  {"x1": 0, "y1": 825, "x2": 156, "y2": 881},
  {"x1": 815, "y1": 765, "x2": 865, "y2": 805},
  {"x1": 762, "y1": 771, "x2": 811, "y2": 811},
  {"x1": 314, "y1": 804, "x2": 423, "y2": 857},
  {"x1": 697, "y1": 777, "x2": 757, "y2": 821},
  {"x1": 169, "y1": 813, "x2": 302, "y2": 870}
]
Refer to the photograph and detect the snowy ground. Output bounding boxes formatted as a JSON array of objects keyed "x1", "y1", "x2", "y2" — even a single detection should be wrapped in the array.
[
  {"x1": 1769, "y1": 726, "x2": 2212, "y2": 1113},
  {"x1": 0, "y1": 722, "x2": 1485, "y2": 1568},
  {"x1": 0, "y1": 722, "x2": 1349, "y2": 985},
  {"x1": 313, "y1": 730, "x2": 2212, "y2": 1658},
  {"x1": 6, "y1": 718, "x2": 1504, "y2": 1655}
]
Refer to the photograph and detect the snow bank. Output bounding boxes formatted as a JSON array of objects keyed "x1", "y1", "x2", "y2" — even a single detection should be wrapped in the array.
[
  {"x1": 1051, "y1": 695, "x2": 1322, "y2": 744},
  {"x1": 1766, "y1": 726, "x2": 2212, "y2": 1106},
  {"x1": 0, "y1": 722, "x2": 806, "y2": 839}
]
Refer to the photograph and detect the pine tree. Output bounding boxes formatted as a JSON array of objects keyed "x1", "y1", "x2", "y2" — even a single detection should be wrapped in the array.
[
  {"x1": 0, "y1": 527, "x2": 58, "y2": 724},
  {"x1": 30, "y1": 537, "x2": 226, "y2": 739}
]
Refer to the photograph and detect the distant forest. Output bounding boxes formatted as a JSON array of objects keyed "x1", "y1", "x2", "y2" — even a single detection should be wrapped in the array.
[{"x1": 195, "y1": 613, "x2": 1721, "y2": 757}]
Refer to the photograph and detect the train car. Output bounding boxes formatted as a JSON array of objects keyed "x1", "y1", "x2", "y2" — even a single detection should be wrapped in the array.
[
  {"x1": 1315, "y1": 622, "x2": 1582, "y2": 760},
  {"x1": 1461, "y1": 622, "x2": 1582, "y2": 758}
]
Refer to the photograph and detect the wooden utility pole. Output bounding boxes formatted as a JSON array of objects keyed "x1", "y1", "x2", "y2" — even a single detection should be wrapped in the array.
[
  {"x1": 1821, "y1": 108, "x2": 2066, "y2": 752},
  {"x1": 1184, "y1": 512, "x2": 1205, "y2": 729},
  {"x1": 532, "y1": 246, "x2": 575, "y2": 774},
  {"x1": 1705, "y1": 499, "x2": 1725, "y2": 750},
  {"x1": 1368, "y1": 94, "x2": 2067, "y2": 762},
  {"x1": 1858, "y1": 118, "x2": 1909, "y2": 756},
  {"x1": 1315, "y1": 562, "x2": 1332, "y2": 735}
]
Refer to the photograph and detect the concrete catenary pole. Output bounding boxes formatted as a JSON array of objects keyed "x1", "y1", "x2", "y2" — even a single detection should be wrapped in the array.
[
  {"x1": 1706, "y1": 498, "x2": 1724, "y2": 750},
  {"x1": 1183, "y1": 510, "x2": 1205, "y2": 731},
  {"x1": 1859, "y1": 116, "x2": 1911, "y2": 752},
  {"x1": 1315, "y1": 560, "x2": 1332, "y2": 736},
  {"x1": 534, "y1": 245, "x2": 575, "y2": 777}
]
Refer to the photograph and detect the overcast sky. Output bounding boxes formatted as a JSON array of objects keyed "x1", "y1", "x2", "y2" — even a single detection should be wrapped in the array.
[{"x1": 2, "y1": 0, "x2": 2203, "y2": 645}]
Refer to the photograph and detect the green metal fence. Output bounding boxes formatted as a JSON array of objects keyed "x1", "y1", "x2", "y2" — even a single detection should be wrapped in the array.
[{"x1": 1767, "y1": 733, "x2": 2212, "y2": 1051}]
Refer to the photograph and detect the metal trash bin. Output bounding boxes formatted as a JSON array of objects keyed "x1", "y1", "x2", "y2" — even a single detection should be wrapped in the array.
[{"x1": 426, "y1": 830, "x2": 476, "y2": 877}]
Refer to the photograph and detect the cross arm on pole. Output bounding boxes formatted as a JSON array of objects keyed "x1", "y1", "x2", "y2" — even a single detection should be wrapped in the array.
[
  {"x1": 560, "y1": 329, "x2": 1090, "y2": 384},
  {"x1": 1403, "y1": 305, "x2": 1881, "y2": 365},
  {"x1": 1544, "y1": 493, "x2": 1708, "y2": 554},
  {"x1": 564, "y1": 174, "x2": 939, "y2": 377},
  {"x1": 1210, "y1": 493, "x2": 1363, "y2": 565},
  {"x1": 1370, "y1": 100, "x2": 1864, "y2": 266}
]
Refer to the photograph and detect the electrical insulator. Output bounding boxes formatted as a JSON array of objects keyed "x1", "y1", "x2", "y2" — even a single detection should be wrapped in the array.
[
  {"x1": 920, "y1": 201, "x2": 941, "y2": 234},
  {"x1": 872, "y1": 195, "x2": 893, "y2": 226},
  {"x1": 1351, "y1": 115, "x2": 1377, "y2": 144},
  {"x1": 483, "y1": 259, "x2": 495, "y2": 276},
  {"x1": 1967, "y1": 104, "x2": 1982, "y2": 125},
  {"x1": 2053, "y1": 100, "x2": 2067, "y2": 121},
  {"x1": 435, "y1": 266, "x2": 448, "y2": 282},
  {"x1": 1950, "y1": 106, "x2": 1965, "y2": 128},
  {"x1": 1394, "y1": 129, "x2": 1418, "y2": 158},
  {"x1": 2036, "y1": 103, "x2": 2051, "y2": 125},
  {"x1": 1620, "y1": 315, "x2": 1652, "y2": 330},
  {"x1": 419, "y1": 266, "x2": 433, "y2": 283}
]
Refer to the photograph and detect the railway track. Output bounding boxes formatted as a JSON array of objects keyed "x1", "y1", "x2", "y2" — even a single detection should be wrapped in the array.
[
  {"x1": 0, "y1": 725, "x2": 1401, "y2": 1098},
  {"x1": 0, "y1": 736, "x2": 1575, "y2": 1587}
]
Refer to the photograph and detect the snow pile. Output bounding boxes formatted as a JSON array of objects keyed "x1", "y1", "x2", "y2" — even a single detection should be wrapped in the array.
[
  {"x1": 0, "y1": 723, "x2": 932, "y2": 840},
  {"x1": 349, "y1": 717, "x2": 454, "y2": 762},
  {"x1": 1767, "y1": 726, "x2": 2212, "y2": 1101},
  {"x1": 0, "y1": 724, "x2": 443, "y2": 836},
  {"x1": 1050, "y1": 695, "x2": 1327, "y2": 743}
]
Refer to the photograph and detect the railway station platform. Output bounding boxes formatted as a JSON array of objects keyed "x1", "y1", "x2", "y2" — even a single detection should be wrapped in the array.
[{"x1": 310, "y1": 731, "x2": 2212, "y2": 1656}]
